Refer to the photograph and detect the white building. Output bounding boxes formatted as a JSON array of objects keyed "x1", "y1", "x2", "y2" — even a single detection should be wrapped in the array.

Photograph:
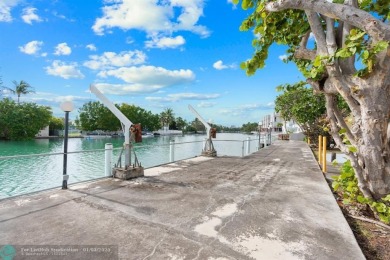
[
  {"x1": 35, "y1": 126, "x2": 49, "y2": 138},
  {"x1": 260, "y1": 112, "x2": 301, "y2": 133}
]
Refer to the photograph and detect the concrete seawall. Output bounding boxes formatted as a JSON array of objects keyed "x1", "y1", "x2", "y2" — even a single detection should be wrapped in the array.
[{"x1": 0, "y1": 140, "x2": 364, "y2": 259}]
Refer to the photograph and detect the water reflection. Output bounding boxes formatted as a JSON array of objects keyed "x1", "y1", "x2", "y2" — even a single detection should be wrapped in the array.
[{"x1": 0, "y1": 133, "x2": 261, "y2": 198}]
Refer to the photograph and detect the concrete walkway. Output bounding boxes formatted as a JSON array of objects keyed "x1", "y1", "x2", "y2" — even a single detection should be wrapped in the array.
[{"x1": 0, "y1": 141, "x2": 364, "y2": 260}]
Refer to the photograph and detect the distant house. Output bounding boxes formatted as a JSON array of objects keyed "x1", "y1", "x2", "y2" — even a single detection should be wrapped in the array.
[
  {"x1": 36, "y1": 126, "x2": 49, "y2": 138},
  {"x1": 261, "y1": 112, "x2": 301, "y2": 133}
]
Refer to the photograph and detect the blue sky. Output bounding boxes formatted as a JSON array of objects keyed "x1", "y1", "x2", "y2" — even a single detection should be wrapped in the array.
[{"x1": 0, "y1": 0, "x2": 304, "y2": 126}]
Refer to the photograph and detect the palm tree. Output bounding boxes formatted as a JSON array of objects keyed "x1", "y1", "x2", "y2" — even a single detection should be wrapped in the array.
[
  {"x1": 159, "y1": 108, "x2": 174, "y2": 130},
  {"x1": 3, "y1": 80, "x2": 34, "y2": 103}
]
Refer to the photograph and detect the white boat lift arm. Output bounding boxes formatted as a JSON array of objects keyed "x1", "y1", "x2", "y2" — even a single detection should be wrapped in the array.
[
  {"x1": 188, "y1": 105, "x2": 211, "y2": 139},
  {"x1": 90, "y1": 84, "x2": 139, "y2": 168},
  {"x1": 188, "y1": 105, "x2": 216, "y2": 156},
  {"x1": 90, "y1": 84, "x2": 133, "y2": 145}
]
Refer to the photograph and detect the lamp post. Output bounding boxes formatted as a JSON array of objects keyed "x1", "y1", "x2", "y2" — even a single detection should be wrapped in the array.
[
  {"x1": 268, "y1": 123, "x2": 272, "y2": 145},
  {"x1": 60, "y1": 101, "x2": 74, "y2": 189},
  {"x1": 258, "y1": 121, "x2": 262, "y2": 150}
]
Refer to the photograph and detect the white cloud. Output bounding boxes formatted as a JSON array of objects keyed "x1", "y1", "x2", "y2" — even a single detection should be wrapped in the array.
[
  {"x1": 52, "y1": 11, "x2": 75, "y2": 22},
  {"x1": 219, "y1": 103, "x2": 274, "y2": 116},
  {"x1": 54, "y1": 42, "x2": 72, "y2": 56},
  {"x1": 278, "y1": 54, "x2": 288, "y2": 61},
  {"x1": 98, "y1": 65, "x2": 194, "y2": 85},
  {"x1": 126, "y1": 37, "x2": 134, "y2": 44},
  {"x1": 86, "y1": 44, "x2": 97, "y2": 51},
  {"x1": 146, "y1": 92, "x2": 220, "y2": 102},
  {"x1": 213, "y1": 60, "x2": 236, "y2": 70},
  {"x1": 227, "y1": 0, "x2": 237, "y2": 9},
  {"x1": 92, "y1": 0, "x2": 210, "y2": 38},
  {"x1": 145, "y1": 35, "x2": 185, "y2": 49},
  {"x1": 197, "y1": 101, "x2": 216, "y2": 108},
  {"x1": 84, "y1": 50, "x2": 147, "y2": 70},
  {"x1": 93, "y1": 65, "x2": 195, "y2": 95},
  {"x1": 94, "y1": 83, "x2": 168, "y2": 95},
  {"x1": 0, "y1": 0, "x2": 20, "y2": 22},
  {"x1": 19, "y1": 40, "x2": 43, "y2": 55},
  {"x1": 45, "y1": 60, "x2": 84, "y2": 79},
  {"x1": 21, "y1": 7, "x2": 42, "y2": 24},
  {"x1": 28, "y1": 92, "x2": 90, "y2": 103}
]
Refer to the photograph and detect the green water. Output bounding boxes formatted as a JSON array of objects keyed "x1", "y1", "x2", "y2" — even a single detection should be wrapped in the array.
[{"x1": 0, "y1": 133, "x2": 261, "y2": 199}]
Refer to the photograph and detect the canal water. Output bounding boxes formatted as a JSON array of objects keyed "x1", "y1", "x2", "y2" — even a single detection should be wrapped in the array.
[{"x1": 0, "y1": 133, "x2": 262, "y2": 199}]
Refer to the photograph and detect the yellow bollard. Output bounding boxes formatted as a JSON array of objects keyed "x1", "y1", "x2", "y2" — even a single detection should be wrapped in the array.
[
  {"x1": 308, "y1": 137, "x2": 311, "y2": 145},
  {"x1": 322, "y1": 136, "x2": 327, "y2": 173},
  {"x1": 318, "y1": 135, "x2": 322, "y2": 165}
]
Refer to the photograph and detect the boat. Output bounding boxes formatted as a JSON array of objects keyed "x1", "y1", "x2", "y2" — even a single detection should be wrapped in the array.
[
  {"x1": 83, "y1": 134, "x2": 111, "y2": 139},
  {"x1": 142, "y1": 132, "x2": 154, "y2": 138}
]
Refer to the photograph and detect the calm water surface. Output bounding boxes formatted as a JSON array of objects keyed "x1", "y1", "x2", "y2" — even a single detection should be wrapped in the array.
[{"x1": 0, "y1": 133, "x2": 262, "y2": 199}]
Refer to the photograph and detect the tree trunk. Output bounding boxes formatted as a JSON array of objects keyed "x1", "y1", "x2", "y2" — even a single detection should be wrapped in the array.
[
  {"x1": 355, "y1": 79, "x2": 390, "y2": 200},
  {"x1": 326, "y1": 76, "x2": 390, "y2": 200}
]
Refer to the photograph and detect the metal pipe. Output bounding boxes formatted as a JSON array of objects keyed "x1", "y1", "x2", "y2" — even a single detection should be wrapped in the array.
[
  {"x1": 322, "y1": 136, "x2": 327, "y2": 173},
  {"x1": 246, "y1": 137, "x2": 251, "y2": 155},
  {"x1": 62, "y1": 111, "x2": 69, "y2": 189},
  {"x1": 318, "y1": 135, "x2": 323, "y2": 165},
  {"x1": 169, "y1": 140, "x2": 175, "y2": 162},
  {"x1": 105, "y1": 143, "x2": 113, "y2": 177},
  {"x1": 90, "y1": 84, "x2": 133, "y2": 167}
]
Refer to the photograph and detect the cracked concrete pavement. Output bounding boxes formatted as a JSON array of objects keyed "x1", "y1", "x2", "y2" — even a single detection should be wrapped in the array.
[{"x1": 0, "y1": 140, "x2": 365, "y2": 259}]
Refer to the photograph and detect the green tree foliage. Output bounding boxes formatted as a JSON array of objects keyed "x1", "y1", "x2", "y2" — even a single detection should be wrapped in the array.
[
  {"x1": 241, "y1": 122, "x2": 259, "y2": 133},
  {"x1": 3, "y1": 80, "x2": 35, "y2": 103},
  {"x1": 120, "y1": 103, "x2": 160, "y2": 131},
  {"x1": 191, "y1": 118, "x2": 205, "y2": 132},
  {"x1": 235, "y1": 0, "x2": 390, "y2": 201},
  {"x1": 175, "y1": 117, "x2": 188, "y2": 130},
  {"x1": 78, "y1": 101, "x2": 120, "y2": 131},
  {"x1": 332, "y1": 160, "x2": 390, "y2": 224},
  {"x1": 275, "y1": 82, "x2": 327, "y2": 142},
  {"x1": 0, "y1": 75, "x2": 3, "y2": 95},
  {"x1": 160, "y1": 108, "x2": 174, "y2": 129},
  {"x1": 0, "y1": 98, "x2": 51, "y2": 140},
  {"x1": 49, "y1": 116, "x2": 64, "y2": 131},
  {"x1": 78, "y1": 101, "x2": 160, "y2": 132}
]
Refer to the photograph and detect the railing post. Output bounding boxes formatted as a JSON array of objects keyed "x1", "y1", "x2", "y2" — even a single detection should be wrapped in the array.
[
  {"x1": 322, "y1": 136, "x2": 327, "y2": 173},
  {"x1": 263, "y1": 133, "x2": 267, "y2": 147},
  {"x1": 169, "y1": 140, "x2": 175, "y2": 162},
  {"x1": 318, "y1": 135, "x2": 322, "y2": 165},
  {"x1": 105, "y1": 143, "x2": 113, "y2": 177},
  {"x1": 242, "y1": 141, "x2": 245, "y2": 157},
  {"x1": 62, "y1": 111, "x2": 70, "y2": 189},
  {"x1": 246, "y1": 137, "x2": 251, "y2": 155}
]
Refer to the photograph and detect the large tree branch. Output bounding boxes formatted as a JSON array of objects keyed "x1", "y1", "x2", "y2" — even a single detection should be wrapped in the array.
[
  {"x1": 305, "y1": 11, "x2": 328, "y2": 55},
  {"x1": 331, "y1": 97, "x2": 359, "y2": 146},
  {"x1": 266, "y1": 0, "x2": 390, "y2": 42},
  {"x1": 326, "y1": 95, "x2": 351, "y2": 155},
  {"x1": 294, "y1": 31, "x2": 317, "y2": 60},
  {"x1": 325, "y1": 18, "x2": 337, "y2": 55},
  {"x1": 337, "y1": 0, "x2": 357, "y2": 74},
  {"x1": 329, "y1": 75, "x2": 361, "y2": 115},
  {"x1": 325, "y1": 94, "x2": 373, "y2": 198},
  {"x1": 308, "y1": 78, "x2": 338, "y2": 94}
]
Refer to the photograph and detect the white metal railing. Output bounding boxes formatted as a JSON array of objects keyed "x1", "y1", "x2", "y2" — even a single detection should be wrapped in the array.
[
  {"x1": 0, "y1": 137, "x2": 271, "y2": 161},
  {"x1": 0, "y1": 137, "x2": 274, "y2": 199}
]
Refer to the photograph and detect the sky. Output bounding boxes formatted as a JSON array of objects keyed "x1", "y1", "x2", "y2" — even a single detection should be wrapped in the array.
[{"x1": 0, "y1": 0, "x2": 305, "y2": 127}]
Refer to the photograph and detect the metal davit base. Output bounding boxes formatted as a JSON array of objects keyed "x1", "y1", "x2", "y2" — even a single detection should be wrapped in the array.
[
  {"x1": 113, "y1": 166, "x2": 144, "y2": 180},
  {"x1": 201, "y1": 139, "x2": 217, "y2": 157}
]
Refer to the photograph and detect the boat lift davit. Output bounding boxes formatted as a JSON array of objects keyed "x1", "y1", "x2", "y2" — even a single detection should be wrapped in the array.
[
  {"x1": 188, "y1": 105, "x2": 217, "y2": 157},
  {"x1": 90, "y1": 84, "x2": 144, "y2": 179}
]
